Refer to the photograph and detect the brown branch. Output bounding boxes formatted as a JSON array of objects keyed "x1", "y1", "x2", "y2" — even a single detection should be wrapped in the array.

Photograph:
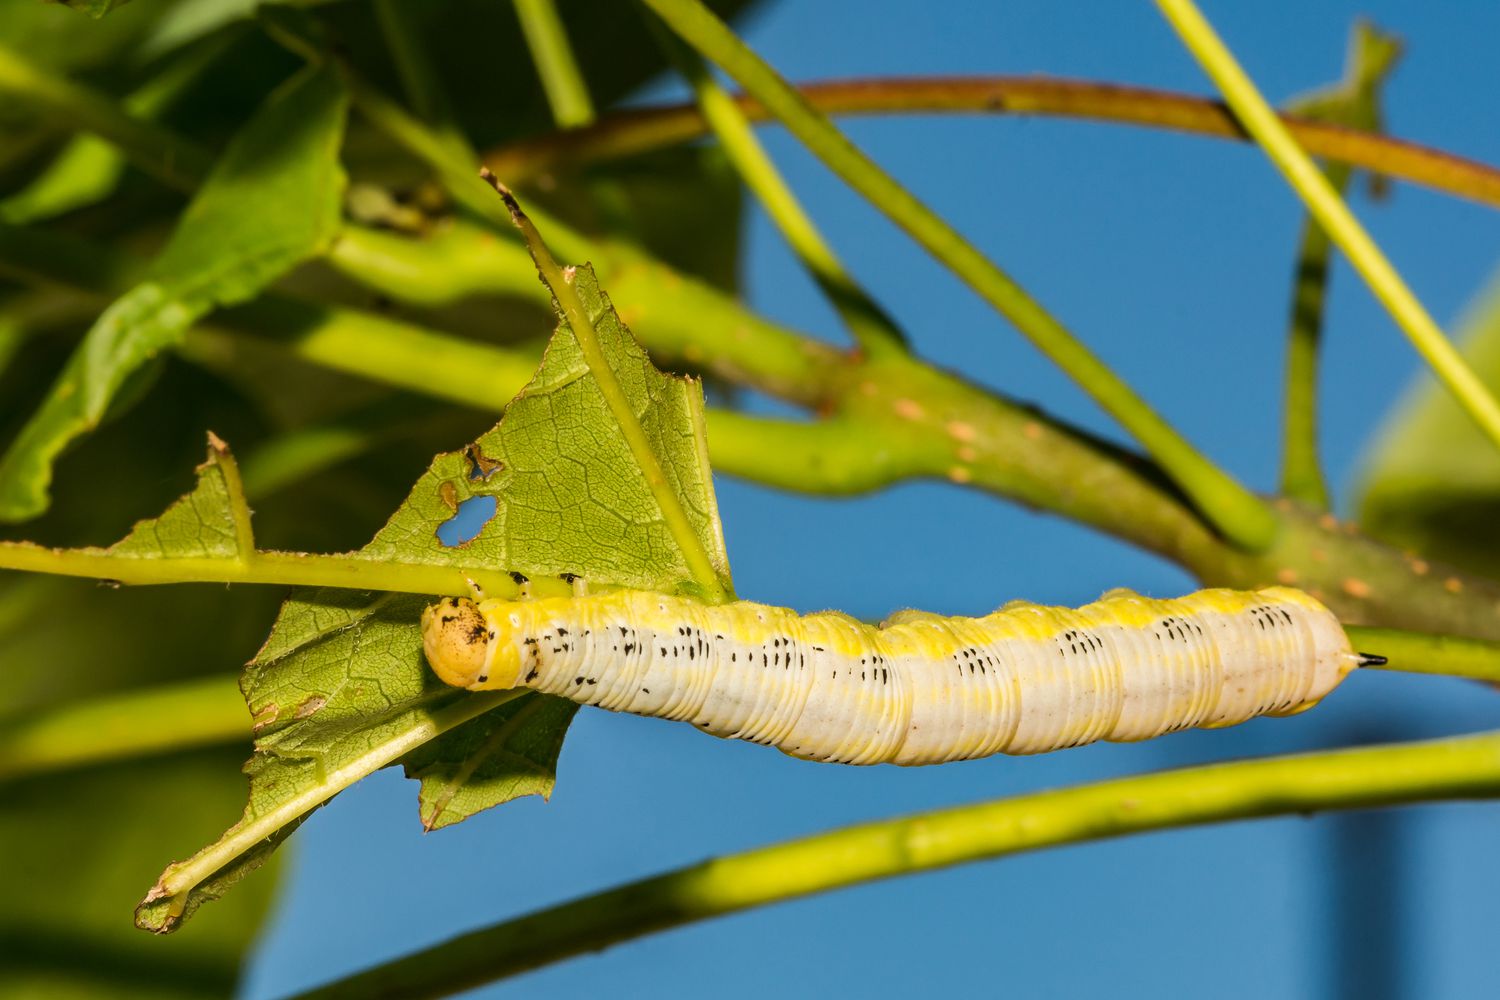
[{"x1": 486, "y1": 76, "x2": 1500, "y2": 209}]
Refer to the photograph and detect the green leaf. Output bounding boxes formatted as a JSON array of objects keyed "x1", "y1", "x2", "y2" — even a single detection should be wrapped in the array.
[
  {"x1": 137, "y1": 264, "x2": 732, "y2": 931},
  {"x1": 112, "y1": 435, "x2": 249, "y2": 560},
  {"x1": 1358, "y1": 268, "x2": 1500, "y2": 577},
  {"x1": 0, "y1": 62, "x2": 348, "y2": 523},
  {"x1": 0, "y1": 134, "x2": 126, "y2": 225},
  {"x1": 405, "y1": 692, "x2": 578, "y2": 831}
]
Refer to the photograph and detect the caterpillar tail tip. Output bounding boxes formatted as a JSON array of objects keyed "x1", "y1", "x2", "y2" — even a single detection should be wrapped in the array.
[{"x1": 1356, "y1": 652, "x2": 1388, "y2": 667}]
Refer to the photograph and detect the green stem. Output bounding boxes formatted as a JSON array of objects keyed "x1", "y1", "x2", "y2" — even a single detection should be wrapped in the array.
[
  {"x1": 483, "y1": 171, "x2": 732, "y2": 602},
  {"x1": 0, "y1": 40, "x2": 211, "y2": 191},
  {"x1": 328, "y1": 222, "x2": 844, "y2": 407},
  {"x1": 639, "y1": 0, "x2": 1278, "y2": 553},
  {"x1": 0, "y1": 542, "x2": 565, "y2": 601},
  {"x1": 511, "y1": 0, "x2": 596, "y2": 128},
  {"x1": 201, "y1": 295, "x2": 543, "y2": 410},
  {"x1": 1280, "y1": 210, "x2": 1337, "y2": 509},
  {"x1": 290, "y1": 728, "x2": 1500, "y2": 999},
  {"x1": 482, "y1": 77, "x2": 1500, "y2": 210},
  {"x1": 1279, "y1": 22, "x2": 1399, "y2": 510},
  {"x1": 645, "y1": 14, "x2": 905, "y2": 356},
  {"x1": 372, "y1": 0, "x2": 463, "y2": 143},
  {"x1": 1348, "y1": 628, "x2": 1500, "y2": 684},
  {"x1": 1157, "y1": 0, "x2": 1500, "y2": 458},
  {"x1": 0, "y1": 675, "x2": 247, "y2": 783},
  {"x1": 140, "y1": 688, "x2": 524, "y2": 929}
]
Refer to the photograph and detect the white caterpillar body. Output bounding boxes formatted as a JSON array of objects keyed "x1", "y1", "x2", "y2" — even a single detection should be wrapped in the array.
[{"x1": 421, "y1": 586, "x2": 1369, "y2": 766}]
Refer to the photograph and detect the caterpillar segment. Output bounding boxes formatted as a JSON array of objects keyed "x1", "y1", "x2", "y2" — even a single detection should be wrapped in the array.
[{"x1": 421, "y1": 586, "x2": 1377, "y2": 766}]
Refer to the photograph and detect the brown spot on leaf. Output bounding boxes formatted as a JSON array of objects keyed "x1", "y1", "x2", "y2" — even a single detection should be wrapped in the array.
[
  {"x1": 438, "y1": 480, "x2": 459, "y2": 512},
  {"x1": 293, "y1": 695, "x2": 328, "y2": 720},
  {"x1": 251, "y1": 702, "x2": 280, "y2": 733}
]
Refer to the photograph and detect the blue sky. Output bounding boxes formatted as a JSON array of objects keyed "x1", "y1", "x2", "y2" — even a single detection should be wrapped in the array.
[{"x1": 243, "y1": 3, "x2": 1500, "y2": 997}]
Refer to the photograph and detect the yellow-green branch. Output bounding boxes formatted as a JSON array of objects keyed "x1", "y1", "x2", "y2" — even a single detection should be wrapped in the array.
[
  {"x1": 1278, "y1": 22, "x2": 1400, "y2": 511},
  {"x1": 0, "y1": 674, "x2": 247, "y2": 783},
  {"x1": 0, "y1": 541, "x2": 565, "y2": 601},
  {"x1": 1157, "y1": 0, "x2": 1500, "y2": 456},
  {"x1": 639, "y1": 0, "x2": 1279, "y2": 553},
  {"x1": 1347, "y1": 628, "x2": 1500, "y2": 684},
  {"x1": 290, "y1": 727, "x2": 1500, "y2": 999},
  {"x1": 372, "y1": 0, "x2": 465, "y2": 150},
  {"x1": 511, "y1": 0, "x2": 595, "y2": 128}
]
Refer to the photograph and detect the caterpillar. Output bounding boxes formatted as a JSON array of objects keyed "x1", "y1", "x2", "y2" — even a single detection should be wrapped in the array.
[{"x1": 421, "y1": 585, "x2": 1382, "y2": 766}]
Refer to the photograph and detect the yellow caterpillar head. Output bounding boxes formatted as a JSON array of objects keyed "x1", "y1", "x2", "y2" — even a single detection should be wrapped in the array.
[{"x1": 420, "y1": 597, "x2": 524, "y2": 690}]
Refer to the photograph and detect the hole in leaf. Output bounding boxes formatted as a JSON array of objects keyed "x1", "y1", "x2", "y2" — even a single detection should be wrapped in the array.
[
  {"x1": 464, "y1": 443, "x2": 504, "y2": 481},
  {"x1": 437, "y1": 494, "x2": 497, "y2": 547}
]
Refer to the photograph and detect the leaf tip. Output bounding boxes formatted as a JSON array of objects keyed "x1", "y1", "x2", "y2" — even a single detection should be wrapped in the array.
[{"x1": 133, "y1": 879, "x2": 183, "y2": 935}]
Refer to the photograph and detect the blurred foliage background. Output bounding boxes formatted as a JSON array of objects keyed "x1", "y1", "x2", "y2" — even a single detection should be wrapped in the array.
[
  {"x1": 0, "y1": 0, "x2": 752, "y2": 992},
  {"x1": 5, "y1": 0, "x2": 1500, "y2": 996}
]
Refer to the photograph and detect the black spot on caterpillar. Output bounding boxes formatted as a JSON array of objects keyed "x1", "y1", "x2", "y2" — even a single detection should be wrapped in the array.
[{"x1": 420, "y1": 586, "x2": 1371, "y2": 766}]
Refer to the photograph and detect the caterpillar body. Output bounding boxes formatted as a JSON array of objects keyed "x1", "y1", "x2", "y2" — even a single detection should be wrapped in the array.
[{"x1": 421, "y1": 586, "x2": 1377, "y2": 766}]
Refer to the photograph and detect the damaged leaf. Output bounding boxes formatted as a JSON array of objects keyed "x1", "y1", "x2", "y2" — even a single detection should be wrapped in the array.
[{"x1": 137, "y1": 263, "x2": 732, "y2": 931}]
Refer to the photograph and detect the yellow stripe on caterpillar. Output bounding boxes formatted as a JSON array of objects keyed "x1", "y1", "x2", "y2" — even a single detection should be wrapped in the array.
[{"x1": 420, "y1": 586, "x2": 1369, "y2": 766}]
